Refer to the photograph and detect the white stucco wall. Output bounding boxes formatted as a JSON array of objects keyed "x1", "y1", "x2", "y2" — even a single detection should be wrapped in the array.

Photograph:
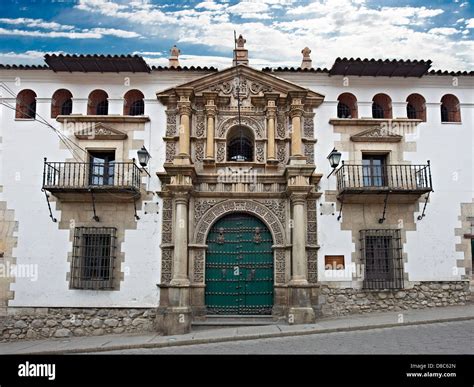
[
  {"x1": 0, "y1": 70, "x2": 206, "y2": 307},
  {"x1": 0, "y1": 68, "x2": 472, "y2": 308}
]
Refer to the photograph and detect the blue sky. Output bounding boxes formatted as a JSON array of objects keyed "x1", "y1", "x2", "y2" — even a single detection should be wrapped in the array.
[{"x1": 0, "y1": 0, "x2": 472, "y2": 70}]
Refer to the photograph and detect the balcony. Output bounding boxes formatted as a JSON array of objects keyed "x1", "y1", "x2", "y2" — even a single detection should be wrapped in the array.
[
  {"x1": 42, "y1": 160, "x2": 142, "y2": 202},
  {"x1": 336, "y1": 162, "x2": 432, "y2": 203}
]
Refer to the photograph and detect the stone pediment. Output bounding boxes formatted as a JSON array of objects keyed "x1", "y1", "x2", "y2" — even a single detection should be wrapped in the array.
[
  {"x1": 74, "y1": 122, "x2": 128, "y2": 140},
  {"x1": 350, "y1": 126, "x2": 402, "y2": 143},
  {"x1": 157, "y1": 65, "x2": 324, "y2": 107}
]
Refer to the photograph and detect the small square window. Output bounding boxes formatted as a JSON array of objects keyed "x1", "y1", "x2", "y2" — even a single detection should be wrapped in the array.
[{"x1": 324, "y1": 255, "x2": 345, "y2": 270}]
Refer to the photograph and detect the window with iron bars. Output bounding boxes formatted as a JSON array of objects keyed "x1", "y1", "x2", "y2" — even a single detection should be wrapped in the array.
[
  {"x1": 71, "y1": 227, "x2": 117, "y2": 290},
  {"x1": 360, "y1": 229, "x2": 403, "y2": 290}
]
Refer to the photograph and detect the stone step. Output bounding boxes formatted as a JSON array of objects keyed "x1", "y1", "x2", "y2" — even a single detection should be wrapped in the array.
[{"x1": 192, "y1": 315, "x2": 281, "y2": 330}]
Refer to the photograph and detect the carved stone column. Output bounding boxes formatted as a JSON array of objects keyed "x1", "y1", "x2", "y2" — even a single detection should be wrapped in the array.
[
  {"x1": 171, "y1": 192, "x2": 190, "y2": 286},
  {"x1": 177, "y1": 96, "x2": 192, "y2": 157},
  {"x1": 290, "y1": 193, "x2": 308, "y2": 284},
  {"x1": 289, "y1": 98, "x2": 304, "y2": 158},
  {"x1": 204, "y1": 94, "x2": 217, "y2": 162},
  {"x1": 266, "y1": 100, "x2": 277, "y2": 162},
  {"x1": 285, "y1": 170, "x2": 316, "y2": 325}
]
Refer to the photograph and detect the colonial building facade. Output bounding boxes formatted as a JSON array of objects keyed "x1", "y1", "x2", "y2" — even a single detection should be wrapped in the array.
[{"x1": 0, "y1": 38, "x2": 472, "y2": 338}]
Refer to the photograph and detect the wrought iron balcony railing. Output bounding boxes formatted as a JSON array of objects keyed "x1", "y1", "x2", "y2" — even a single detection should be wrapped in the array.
[
  {"x1": 336, "y1": 162, "x2": 432, "y2": 193},
  {"x1": 42, "y1": 159, "x2": 141, "y2": 192}
]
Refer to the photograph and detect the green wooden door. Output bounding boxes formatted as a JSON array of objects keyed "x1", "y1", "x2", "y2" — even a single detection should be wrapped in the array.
[{"x1": 205, "y1": 213, "x2": 274, "y2": 315}]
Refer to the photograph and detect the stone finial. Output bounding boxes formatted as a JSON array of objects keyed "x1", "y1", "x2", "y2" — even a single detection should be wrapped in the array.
[
  {"x1": 236, "y1": 34, "x2": 246, "y2": 48},
  {"x1": 300, "y1": 47, "x2": 312, "y2": 69},
  {"x1": 233, "y1": 34, "x2": 249, "y2": 66},
  {"x1": 169, "y1": 45, "x2": 181, "y2": 68}
]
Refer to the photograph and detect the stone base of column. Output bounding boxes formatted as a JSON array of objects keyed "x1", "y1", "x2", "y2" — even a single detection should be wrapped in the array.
[
  {"x1": 288, "y1": 155, "x2": 307, "y2": 165},
  {"x1": 173, "y1": 154, "x2": 192, "y2": 165},
  {"x1": 155, "y1": 306, "x2": 192, "y2": 335},
  {"x1": 286, "y1": 283, "x2": 319, "y2": 324},
  {"x1": 156, "y1": 284, "x2": 192, "y2": 335},
  {"x1": 203, "y1": 158, "x2": 215, "y2": 168}
]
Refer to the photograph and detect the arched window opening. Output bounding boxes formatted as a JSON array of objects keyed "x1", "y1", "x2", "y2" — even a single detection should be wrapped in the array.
[
  {"x1": 51, "y1": 89, "x2": 73, "y2": 118},
  {"x1": 440, "y1": 94, "x2": 461, "y2": 123},
  {"x1": 372, "y1": 94, "x2": 392, "y2": 119},
  {"x1": 124, "y1": 89, "x2": 145, "y2": 116},
  {"x1": 406, "y1": 93, "x2": 426, "y2": 121},
  {"x1": 88, "y1": 90, "x2": 108, "y2": 115},
  {"x1": 227, "y1": 126, "x2": 254, "y2": 162},
  {"x1": 16, "y1": 89, "x2": 37, "y2": 119},
  {"x1": 337, "y1": 93, "x2": 358, "y2": 118}
]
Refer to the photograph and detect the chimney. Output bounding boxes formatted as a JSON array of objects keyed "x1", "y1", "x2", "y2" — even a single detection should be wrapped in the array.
[
  {"x1": 169, "y1": 45, "x2": 180, "y2": 68},
  {"x1": 300, "y1": 47, "x2": 312, "y2": 69},
  {"x1": 233, "y1": 34, "x2": 249, "y2": 66}
]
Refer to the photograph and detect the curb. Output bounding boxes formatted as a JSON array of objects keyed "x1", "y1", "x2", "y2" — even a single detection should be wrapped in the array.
[{"x1": 18, "y1": 315, "x2": 474, "y2": 355}]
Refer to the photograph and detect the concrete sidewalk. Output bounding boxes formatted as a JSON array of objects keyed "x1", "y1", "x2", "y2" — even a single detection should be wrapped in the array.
[{"x1": 1, "y1": 304, "x2": 473, "y2": 354}]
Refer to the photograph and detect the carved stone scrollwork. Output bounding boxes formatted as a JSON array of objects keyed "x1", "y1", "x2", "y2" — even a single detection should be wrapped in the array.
[
  {"x1": 256, "y1": 142, "x2": 265, "y2": 163},
  {"x1": 261, "y1": 199, "x2": 286, "y2": 224},
  {"x1": 165, "y1": 110, "x2": 177, "y2": 137},
  {"x1": 194, "y1": 140, "x2": 204, "y2": 162},
  {"x1": 193, "y1": 250, "x2": 204, "y2": 283},
  {"x1": 304, "y1": 142, "x2": 315, "y2": 164},
  {"x1": 217, "y1": 116, "x2": 264, "y2": 139},
  {"x1": 195, "y1": 113, "x2": 205, "y2": 137},
  {"x1": 194, "y1": 200, "x2": 286, "y2": 246},
  {"x1": 275, "y1": 250, "x2": 286, "y2": 284},
  {"x1": 249, "y1": 81, "x2": 272, "y2": 95},
  {"x1": 303, "y1": 114, "x2": 314, "y2": 138},
  {"x1": 277, "y1": 142, "x2": 288, "y2": 165},
  {"x1": 161, "y1": 198, "x2": 173, "y2": 244},
  {"x1": 306, "y1": 199, "x2": 317, "y2": 246},
  {"x1": 210, "y1": 81, "x2": 233, "y2": 95},
  {"x1": 165, "y1": 142, "x2": 176, "y2": 163},
  {"x1": 194, "y1": 199, "x2": 218, "y2": 225},
  {"x1": 216, "y1": 142, "x2": 226, "y2": 162},
  {"x1": 277, "y1": 114, "x2": 287, "y2": 138},
  {"x1": 161, "y1": 248, "x2": 173, "y2": 284},
  {"x1": 307, "y1": 250, "x2": 318, "y2": 284}
]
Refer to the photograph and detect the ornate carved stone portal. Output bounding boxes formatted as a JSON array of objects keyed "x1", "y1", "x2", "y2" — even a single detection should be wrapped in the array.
[{"x1": 156, "y1": 65, "x2": 324, "y2": 335}]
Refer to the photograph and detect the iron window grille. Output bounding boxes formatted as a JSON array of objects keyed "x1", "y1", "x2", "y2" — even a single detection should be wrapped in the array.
[
  {"x1": 372, "y1": 102, "x2": 385, "y2": 119},
  {"x1": 360, "y1": 229, "x2": 403, "y2": 290},
  {"x1": 71, "y1": 227, "x2": 117, "y2": 290},
  {"x1": 407, "y1": 103, "x2": 417, "y2": 119},
  {"x1": 337, "y1": 102, "x2": 351, "y2": 118},
  {"x1": 61, "y1": 99, "x2": 72, "y2": 115},
  {"x1": 129, "y1": 100, "x2": 144, "y2": 116},
  {"x1": 441, "y1": 105, "x2": 459, "y2": 123},
  {"x1": 96, "y1": 100, "x2": 109, "y2": 115}
]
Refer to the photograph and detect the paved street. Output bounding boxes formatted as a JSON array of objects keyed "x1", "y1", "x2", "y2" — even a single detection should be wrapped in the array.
[{"x1": 104, "y1": 320, "x2": 474, "y2": 354}]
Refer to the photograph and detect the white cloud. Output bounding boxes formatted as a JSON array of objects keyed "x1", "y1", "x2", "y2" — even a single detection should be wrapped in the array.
[
  {"x1": 64, "y1": 0, "x2": 473, "y2": 70},
  {"x1": 466, "y1": 18, "x2": 474, "y2": 28},
  {"x1": 0, "y1": 17, "x2": 74, "y2": 31},
  {"x1": 195, "y1": 1, "x2": 226, "y2": 11},
  {"x1": 428, "y1": 27, "x2": 461, "y2": 35},
  {"x1": 0, "y1": 27, "x2": 140, "y2": 39},
  {"x1": 0, "y1": 50, "x2": 64, "y2": 65}
]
